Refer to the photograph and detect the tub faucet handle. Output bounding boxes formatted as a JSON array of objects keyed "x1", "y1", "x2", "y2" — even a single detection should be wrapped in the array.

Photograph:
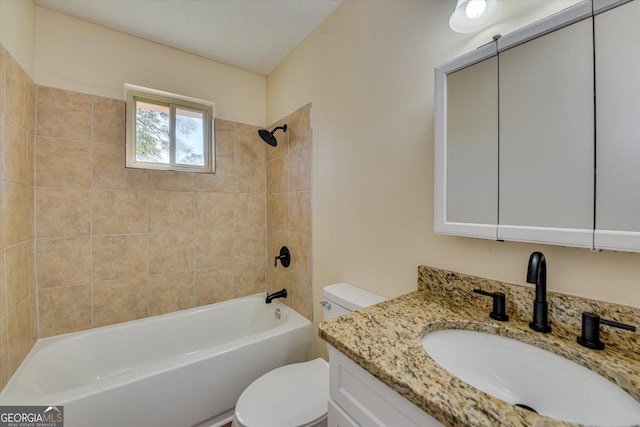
[{"x1": 274, "y1": 246, "x2": 290, "y2": 268}]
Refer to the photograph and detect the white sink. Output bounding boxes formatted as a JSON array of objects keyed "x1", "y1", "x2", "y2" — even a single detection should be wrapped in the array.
[{"x1": 421, "y1": 329, "x2": 640, "y2": 426}]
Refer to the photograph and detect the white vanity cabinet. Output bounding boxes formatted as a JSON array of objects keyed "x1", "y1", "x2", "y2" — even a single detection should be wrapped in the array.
[
  {"x1": 594, "y1": 0, "x2": 640, "y2": 251},
  {"x1": 435, "y1": 0, "x2": 640, "y2": 253},
  {"x1": 327, "y1": 346, "x2": 443, "y2": 427}
]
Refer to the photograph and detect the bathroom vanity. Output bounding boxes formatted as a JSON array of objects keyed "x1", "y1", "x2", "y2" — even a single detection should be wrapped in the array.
[
  {"x1": 434, "y1": 0, "x2": 640, "y2": 252},
  {"x1": 319, "y1": 266, "x2": 640, "y2": 426}
]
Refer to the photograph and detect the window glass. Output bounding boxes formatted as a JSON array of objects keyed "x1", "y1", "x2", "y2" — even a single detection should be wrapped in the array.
[
  {"x1": 135, "y1": 100, "x2": 170, "y2": 164},
  {"x1": 176, "y1": 108, "x2": 205, "y2": 166}
]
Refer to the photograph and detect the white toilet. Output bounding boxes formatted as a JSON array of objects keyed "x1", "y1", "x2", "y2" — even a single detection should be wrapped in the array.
[{"x1": 232, "y1": 283, "x2": 386, "y2": 427}]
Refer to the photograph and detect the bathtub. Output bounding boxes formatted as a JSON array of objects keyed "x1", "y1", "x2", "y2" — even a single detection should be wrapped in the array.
[{"x1": 0, "y1": 294, "x2": 311, "y2": 427}]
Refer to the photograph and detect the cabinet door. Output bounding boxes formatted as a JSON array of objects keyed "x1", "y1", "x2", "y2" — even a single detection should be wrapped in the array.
[
  {"x1": 434, "y1": 45, "x2": 498, "y2": 239},
  {"x1": 498, "y1": 17, "x2": 595, "y2": 248},
  {"x1": 594, "y1": 0, "x2": 640, "y2": 251}
]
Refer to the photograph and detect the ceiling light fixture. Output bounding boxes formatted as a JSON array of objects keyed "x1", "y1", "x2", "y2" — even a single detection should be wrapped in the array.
[{"x1": 449, "y1": 0, "x2": 502, "y2": 33}]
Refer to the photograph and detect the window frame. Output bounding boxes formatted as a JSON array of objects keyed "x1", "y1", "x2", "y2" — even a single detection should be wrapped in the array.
[{"x1": 125, "y1": 84, "x2": 215, "y2": 173}]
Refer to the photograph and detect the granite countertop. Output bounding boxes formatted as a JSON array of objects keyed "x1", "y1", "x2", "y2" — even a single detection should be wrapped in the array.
[{"x1": 318, "y1": 266, "x2": 640, "y2": 427}]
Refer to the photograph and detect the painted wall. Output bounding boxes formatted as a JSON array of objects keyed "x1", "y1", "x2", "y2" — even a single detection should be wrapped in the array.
[
  {"x1": 35, "y1": 6, "x2": 266, "y2": 126},
  {"x1": 267, "y1": 0, "x2": 640, "y2": 359},
  {"x1": 0, "y1": 0, "x2": 36, "y2": 79}
]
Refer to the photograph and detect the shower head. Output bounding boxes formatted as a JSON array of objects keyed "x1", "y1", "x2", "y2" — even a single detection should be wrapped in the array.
[{"x1": 258, "y1": 124, "x2": 287, "y2": 147}]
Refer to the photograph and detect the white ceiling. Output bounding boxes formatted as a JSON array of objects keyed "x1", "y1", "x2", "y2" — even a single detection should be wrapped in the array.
[{"x1": 35, "y1": 0, "x2": 343, "y2": 76}]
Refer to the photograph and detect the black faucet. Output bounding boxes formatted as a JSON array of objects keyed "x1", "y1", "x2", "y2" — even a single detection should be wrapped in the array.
[
  {"x1": 527, "y1": 251, "x2": 551, "y2": 333},
  {"x1": 265, "y1": 288, "x2": 287, "y2": 304}
]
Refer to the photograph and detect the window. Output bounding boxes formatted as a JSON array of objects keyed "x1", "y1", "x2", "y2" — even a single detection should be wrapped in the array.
[{"x1": 125, "y1": 84, "x2": 215, "y2": 173}]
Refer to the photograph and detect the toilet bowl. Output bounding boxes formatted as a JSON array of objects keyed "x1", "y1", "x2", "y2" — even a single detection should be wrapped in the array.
[{"x1": 232, "y1": 283, "x2": 386, "y2": 427}]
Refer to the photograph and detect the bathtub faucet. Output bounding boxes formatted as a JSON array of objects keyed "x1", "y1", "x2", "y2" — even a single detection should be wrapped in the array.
[{"x1": 266, "y1": 289, "x2": 288, "y2": 304}]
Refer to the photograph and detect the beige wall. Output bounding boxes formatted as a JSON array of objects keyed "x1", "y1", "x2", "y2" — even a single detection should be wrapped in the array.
[
  {"x1": 35, "y1": 6, "x2": 266, "y2": 126},
  {"x1": 267, "y1": 0, "x2": 640, "y2": 359},
  {"x1": 0, "y1": 45, "x2": 38, "y2": 389},
  {"x1": 266, "y1": 104, "x2": 312, "y2": 320},
  {"x1": 34, "y1": 86, "x2": 268, "y2": 337},
  {"x1": 0, "y1": 0, "x2": 36, "y2": 79}
]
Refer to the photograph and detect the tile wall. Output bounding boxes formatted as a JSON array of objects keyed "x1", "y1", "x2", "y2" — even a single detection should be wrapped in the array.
[
  {"x1": 267, "y1": 104, "x2": 313, "y2": 320},
  {"x1": 0, "y1": 75, "x2": 312, "y2": 390},
  {"x1": 34, "y1": 86, "x2": 268, "y2": 337},
  {"x1": 0, "y1": 45, "x2": 38, "y2": 389}
]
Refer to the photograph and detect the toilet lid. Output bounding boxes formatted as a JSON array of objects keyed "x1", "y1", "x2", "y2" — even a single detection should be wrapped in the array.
[{"x1": 235, "y1": 358, "x2": 329, "y2": 427}]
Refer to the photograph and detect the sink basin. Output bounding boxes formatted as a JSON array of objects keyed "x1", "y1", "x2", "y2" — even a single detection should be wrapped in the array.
[{"x1": 421, "y1": 329, "x2": 640, "y2": 426}]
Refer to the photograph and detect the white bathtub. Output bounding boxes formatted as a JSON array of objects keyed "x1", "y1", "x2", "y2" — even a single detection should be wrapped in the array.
[{"x1": 0, "y1": 294, "x2": 311, "y2": 427}]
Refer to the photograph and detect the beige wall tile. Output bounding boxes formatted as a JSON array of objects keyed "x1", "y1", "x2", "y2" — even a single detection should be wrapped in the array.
[
  {"x1": 93, "y1": 277, "x2": 147, "y2": 327},
  {"x1": 4, "y1": 183, "x2": 34, "y2": 246},
  {"x1": 26, "y1": 77, "x2": 35, "y2": 134},
  {"x1": 36, "y1": 187, "x2": 90, "y2": 237},
  {"x1": 149, "y1": 271, "x2": 194, "y2": 316},
  {"x1": 0, "y1": 118, "x2": 4, "y2": 182},
  {"x1": 289, "y1": 232, "x2": 311, "y2": 277},
  {"x1": 235, "y1": 123, "x2": 265, "y2": 159},
  {"x1": 290, "y1": 272, "x2": 312, "y2": 320},
  {"x1": 267, "y1": 193, "x2": 289, "y2": 231},
  {"x1": 36, "y1": 136, "x2": 91, "y2": 188},
  {"x1": 37, "y1": 86, "x2": 92, "y2": 141},
  {"x1": 234, "y1": 227, "x2": 265, "y2": 263},
  {"x1": 235, "y1": 193, "x2": 265, "y2": 229},
  {"x1": 92, "y1": 96, "x2": 125, "y2": 144},
  {"x1": 37, "y1": 237, "x2": 91, "y2": 288},
  {"x1": 0, "y1": 254, "x2": 6, "y2": 319},
  {"x1": 92, "y1": 234, "x2": 147, "y2": 281},
  {"x1": 235, "y1": 158, "x2": 265, "y2": 194},
  {"x1": 235, "y1": 262, "x2": 266, "y2": 297},
  {"x1": 0, "y1": 183, "x2": 3, "y2": 249},
  {"x1": 194, "y1": 228, "x2": 233, "y2": 268},
  {"x1": 93, "y1": 142, "x2": 148, "y2": 190},
  {"x1": 194, "y1": 156, "x2": 234, "y2": 193},
  {"x1": 4, "y1": 118, "x2": 33, "y2": 185},
  {"x1": 5, "y1": 54, "x2": 28, "y2": 129},
  {"x1": 0, "y1": 45, "x2": 5, "y2": 114},
  {"x1": 289, "y1": 147, "x2": 311, "y2": 192},
  {"x1": 195, "y1": 265, "x2": 234, "y2": 306},
  {"x1": 93, "y1": 189, "x2": 147, "y2": 235},
  {"x1": 267, "y1": 156, "x2": 288, "y2": 194},
  {"x1": 267, "y1": 262, "x2": 292, "y2": 296},
  {"x1": 148, "y1": 191, "x2": 194, "y2": 232},
  {"x1": 148, "y1": 170, "x2": 194, "y2": 192},
  {"x1": 195, "y1": 193, "x2": 234, "y2": 230},
  {"x1": 0, "y1": 317, "x2": 8, "y2": 389},
  {"x1": 38, "y1": 285, "x2": 90, "y2": 338},
  {"x1": 265, "y1": 118, "x2": 289, "y2": 160},
  {"x1": 148, "y1": 232, "x2": 194, "y2": 275},
  {"x1": 289, "y1": 191, "x2": 311, "y2": 234},
  {"x1": 7, "y1": 295, "x2": 36, "y2": 374},
  {"x1": 5, "y1": 241, "x2": 35, "y2": 311},
  {"x1": 288, "y1": 104, "x2": 311, "y2": 153},
  {"x1": 214, "y1": 119, "x2": 234, "y2": 157},
  {"x1": 267, "y1": 228, "x2": 291, "y2": 260}
]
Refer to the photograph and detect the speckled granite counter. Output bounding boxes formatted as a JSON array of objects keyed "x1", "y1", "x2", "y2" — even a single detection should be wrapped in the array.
[{"x1": 318, "y1": 266, "x2": 640, "y2": 427}]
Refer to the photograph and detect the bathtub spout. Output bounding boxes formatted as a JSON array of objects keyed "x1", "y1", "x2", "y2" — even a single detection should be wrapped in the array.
[{"x1": 266, "y1": 289, "x2": 287, "y2": 303}]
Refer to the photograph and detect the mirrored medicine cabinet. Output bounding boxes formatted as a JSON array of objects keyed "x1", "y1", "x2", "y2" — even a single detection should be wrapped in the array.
[{"x1": 434, "y1": 0, "x2": 640, "y2": 252}]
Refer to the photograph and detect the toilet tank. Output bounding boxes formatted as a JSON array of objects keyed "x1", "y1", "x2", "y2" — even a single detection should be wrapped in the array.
[{"x1": 322, "y1": 283, "x2": 387, "y2": 321}]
